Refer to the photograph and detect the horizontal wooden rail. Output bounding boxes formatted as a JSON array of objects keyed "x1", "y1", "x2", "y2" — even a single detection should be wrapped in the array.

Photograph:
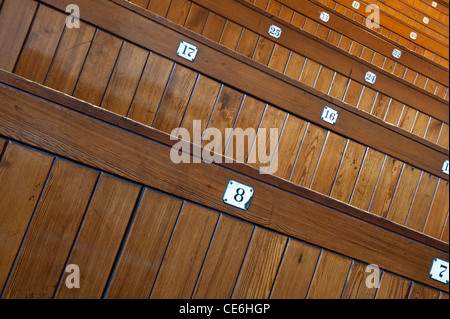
[
  {"x1": 38, "y1": 0, "x2": 449, "y2": 180},
  {"x1": 0, "y1": 71, "x2": 447, "y2": 291},
  {"x1": 270, "y1": 0, "x2": 449, "y2": 86},
  {"x1": 189, "y1": 0, "x2": 449, "y2": 124}
]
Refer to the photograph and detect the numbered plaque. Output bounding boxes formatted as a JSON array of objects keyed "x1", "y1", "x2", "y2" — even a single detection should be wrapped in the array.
[
  {"x1": 423, "y1": 17, "x2": 430, "y2": 24},
  {"x1": 364, "y1": 71, "x2": 377, "y2": 84},
  {"x1": 321, "y1": 106, "x2": 339, "y2": 125},
  {"x1": 429, "y1": 258, "x2": 449, "y2": 284},
  {"x1": 392, "y1": 48, "x2": 402, "y2": 59},
  {"x1": 177, "y1": 41, "x2": 198, "y2": 62},
  {"x1": 352, "y1": 1, "x2": 360, "y2": 9},
  {"x1": 319, "y1": 12, "x2": 330, "y2": 23},
  {"x1": 410, "y1": 31, "x2": 418, "y2": 40},
  {"x1": 223, "y1": 180, "x2": 254, "y2": 210},
  {"x1": 268, "y1": 25, "x2": 282, "y2": 39},
  {"x1": 442, "y1": 160, "x2": 449, "y2": 175}
]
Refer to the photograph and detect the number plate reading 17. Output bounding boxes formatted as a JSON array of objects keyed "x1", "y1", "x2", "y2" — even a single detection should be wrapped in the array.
[
  {"x1": 177, "y1": 41, "x2": 198, "y2": 62},
  {"x1": 429, "y1": 258, "x2": 449, "y2": 284},
  {"x1": 223, "y1": 180, "x2": 254, "y2": 210}
]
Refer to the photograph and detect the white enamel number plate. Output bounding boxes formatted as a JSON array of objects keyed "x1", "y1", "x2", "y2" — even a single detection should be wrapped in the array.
[
  {"x1": 177, "y1": 41, "x2": 198, "y2": 62},
  {"x1": 268, "y1": 25, "x2": 282, "y2": 39},
  {"x1": 365, "y1": 71, "x2": 377, "y2": 84},
  {"x1": 223, "y1": 180, "x2": 254, "y2": 210},
  {"x1": 442, "y1": 160, "x2": 449, "y2": 175},
  {"x1": 321, "y1": 106, "x2": 339, "y2": 125},
  {"x1": 429, "y1": 258, "x2": 449, "y2": 284}
]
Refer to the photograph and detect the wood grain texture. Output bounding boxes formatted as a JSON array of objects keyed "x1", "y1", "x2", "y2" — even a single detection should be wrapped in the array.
[
  {"x1": 194, "y1": 216, "x2": 254, "y2": 299},
  {"x1": 341, "y1": 262, "x2": 378, "y2": 299},
  {"x1": 233, "y1": 227, "x2": 287, "y2": 299},
  {"x1": 0, "y1": 0, "x2": 38, "y2": 71},
  {"x1": 0, "y1": 143, "x2": 53, "y2": 292},
  {"x1": 14, "y1": 5, "x2": 66, "y2": 84},
  {"x1": 424, "y1": 179, "x2": 449, "y2": 238},
  {"x1": 2, "y1": 159, "x2": 98, "y2": 299},
  {"x1": 376, "y1": 273, "x2": 411, "y2": 299},
  {"x1": 409, "y1": 283, "x2": 440, "y2": 299},
  {"x1": 307, "y1": 251, "x2": 352, "y2": 299},
  {"x1": 151, "y1": 203, "x2": 219, "y2": 299},
  {"x1": 270, "y1": 239, "x2": 321, "y2": 299},
  {"x1": 55, "y1": 174, "x2": 141, "y2": 299},
  {"x1": 105, "y1": 189, "x2": 183, "y2": 299}
]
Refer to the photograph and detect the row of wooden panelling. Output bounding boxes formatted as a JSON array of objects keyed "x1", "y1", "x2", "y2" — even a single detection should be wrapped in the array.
[
  {"x1": 0, "y1": 0, "x2": 447, "y2": 243},
  {"x1": 123, "y1": 0, "x2": 450, "y2": 148},
  {"x1": 0, "y1": 75, "x2": 448, "y2": 297}
]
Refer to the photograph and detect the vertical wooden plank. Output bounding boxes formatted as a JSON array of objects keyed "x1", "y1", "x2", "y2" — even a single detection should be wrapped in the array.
[
  {"x1": 247, "y1": 105, "x2": 286, "y2": 174},
  {"x1": 437, "y1": 123, "x2": 449, "y2": 149},
  {"x1": 224, "y1": 96, "x2": 266, "y2": 164},
  {"x1": 270, "y1": 240, "x2": 321, "y2": 299},
  {"x1": 330, "y1": 141, "x2": 366, "y2": 203},
  {"x1": 105, "y1": 189, "x2": 182, "y2": 299},
  {"x1": 0, "y1": 0, "x2": 38, "y2": 71},
  {"x1": 290, "y1": 124, "x2": 327, "y2": 187},
  {"x1": 202, "y1": 12, "x2": 227, "y2": 43},
  {"x1": 268, "y1": 45, "x2": 291, "y2": 74},
  {"x1": 184, "y1": 3, "x2": 209, "y2": 34},
  {"x1": 314, "y1": 67, "x2": 335, "y2": 94},
  {"x1": 129, "y1": 0, "x2": 150, "y2": 9},
  {"x1": 424, "y1": 179, "x2": 449, "y2": 238},
  {"x1": 371, "y1": 94, "x2": 391, "y2": 120},
  {"x1": 386, "y1": 165, "x2": 422, "y2": 225},
  {"x1": 284, "y1": 52, "x2": 306, "y2": 80},
  {"x1": 236, "y1": 29, "x2": 259, "y2": 58},
  {"x1": 14, "y1": 5, "x2": 66, "y2": 84},
  {"x1": 128, "y1": 53, "x2": 174, "y2": 126},
  {"x1": 73, "y1": 30, "x2": 123, "y2": 106},
  {"x1": 409, "y1": 283, "x2": 440, "y2": 299},
  {"x1": 220, "y1": 21, "x2": 243, "y2": 51},
  {"x1": 425, "y1": 118, "x2": 443, "y2": 144},
  {"x1": 45, "y1": 22, "x2": 96, "y2": 95},
  {"x1": 153, "y1": 64, "x2": 198, "y2": 134},
  {"x1": 180, "y1": 75, "x2": 222, "y2": 143},
  {"x1": 369, "y1": 157, "x2": 403, "y2": 218},
  {"x1": 166, "y1": 0, "x2": 191, "y2": 25},
  {"x1": 299, "y1": 59, "x2": 321, "y2": 87},
  {"x1": 203, "y1": 86, "x2": 244, "y2": 152},
  {"x1": 147, "y1": 0, "x2": 172, "y2": 17},
  {"x1": 411, "y1": 113, "x2": 431, "y2": 138},
  {"x1": 273, "y1": 116, "x2": 308, "y2": 180},
  {"x1": 342, "y1": 262, "x2": 377, "y2": 299},
  {"x1": 151, "y1": 204, "x2": 219, "y2": 299},
  {"x1": 232, "y1": 227, "x2": 287, "y2": 299},
  {"x1": 193, "y1": 216, "x2": 254, "y2": 299},
  {"x1": 406, "y1": 173, "x2": 439, "y2": 231},
  {"x1": 3, "y1": 159, "x2": 98, "y2": 299},
  {"x1": 253, "y1": 37, "x2": 276, "y2": 66},
  {"x1": 357, "y1": 87, "x2": 378, "y2": 113},
  {"x1": 441, "y1": 215, "x2": 449, "y2": 243},
  {"x1": 344, "y1": 81, "x2": 364, "y2": 107},
  {"x1": 55, "y1": 174, "x2": 141, "y2": 299},
  {"x1": 328, "y1": 73, "x2": 350, "y2": 100},
  {"x1": 384, "y1": 100, "x2": 404, "y2": 126},
  {"x1": 0, "y1": 143, "x2": 53, "y2": 291},
  {"x1": 376, "y1": 273, "x2": 411, "y2": 299},
  {"x1": 307, "y1": 251, "x2": 352, "y2": 299},
  {"x1": 310, "y1": 133, "x2": 348, "y2": 194},
  {"x1": 101, "y1": 42, "x2": 149, "y2": 116}
]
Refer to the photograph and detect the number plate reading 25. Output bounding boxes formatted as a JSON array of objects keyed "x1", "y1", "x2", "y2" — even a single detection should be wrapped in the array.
[
  {"x1": 223, "y1": 180, "x2": 254, "y2": 210},
  {"x1": 177, "y1": 41, "x2": 198, "y2": 62}
]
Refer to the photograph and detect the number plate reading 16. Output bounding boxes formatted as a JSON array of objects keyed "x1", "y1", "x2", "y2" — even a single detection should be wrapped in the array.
[
  {"x1": 223, "y1": 180, "x2": 254, "y2": 210},
  {"x1": 321, "y1": 106, "x2": 339, "y2": 125},
  {"x1": 429, "y1": 258, "x2": 449, "y2": 284},
  {"x1": 177, "y1": 41, "x2": 198, "y2": 62}
]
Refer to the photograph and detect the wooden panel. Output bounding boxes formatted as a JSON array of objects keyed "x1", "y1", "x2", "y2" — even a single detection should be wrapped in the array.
[
  {"x1": 101, "y1": 42, "x2": 149, "y2": 116},
  {"x1": 0, "y1": 0, "x2": 38, "y2": 71},
  {"x1": 105, "y1": 189, "x2": 182, "y2": 299},
  {"x1": 409, "y1": 283, "x2": 440, "y2": 299},
  {"x1": 270, "y1": 239, "x2": 321, "y2": 299},
  {"x1": 151, "y1": 203, "x2": 219, "y2": 299},
  {"x1": 128, "y1": 53, "x2": 174, "y2": 126},
  {"x1": 73, "y1": 30, "x2": 123, "y2": 106},
  {"x1": 376, "y1": 273, "x2": 411, "y2": 299},
  {"x1": 14, "y1": 5, "x2": 66, "y2": 84},
  {"x1": 153, "y1": 64, "x2": 198, "y2": 134},
  {"x1": 342, "y1": 262, "x2": 378, "y2": 299},
  {"x1": 2, "y1": 159, "x2": 98, "y2": 298},
  {"x1": 1, "y1": 68, "x2": 448, "y2": 291},
  {"x1": 307, "y1": 251, "x2": 352, "y2": 299},
  {"x1": 0, "y1": 143, "x2": 53, "y2": 291},
  {"x1": 184, "y1": 3, "x2": 209, "y2": 34},
  {"x1": 193, "y1": 216, "x2": 254, "y2": 299},
  {"x1": 44, "y1": 22, "x2": 96, "y2": 95},
  {"x1": 424, "y1": 179, "x2": 449, "y2": 238},
  {"x1": 232, "y1": 227, "x2": 287, "y2": 299},
  {"x1": 55, "y1": 174, "x2": 141, "y2": 299},
  {"x1": 148, "y1": 0, "x2": 172, "y2": 17}
]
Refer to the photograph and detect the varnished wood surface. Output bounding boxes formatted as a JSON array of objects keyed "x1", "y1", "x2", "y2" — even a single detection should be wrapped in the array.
[{"x1": 0, "y1": 77, "x2": 447, "y2": 292}]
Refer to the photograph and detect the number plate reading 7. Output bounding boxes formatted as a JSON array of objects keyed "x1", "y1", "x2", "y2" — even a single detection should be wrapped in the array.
[
  {"x1": 429, "y1": 258, "x2": 449, "y2": 284},
  {"x1": 223, "y1": 181, "x2": 254, "y2": 210},
  {"x1": 177, "y1": 41, "x2": 198, "y2": 62}
]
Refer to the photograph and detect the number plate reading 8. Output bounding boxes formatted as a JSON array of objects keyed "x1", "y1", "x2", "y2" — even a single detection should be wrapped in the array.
[
  {"x1": 177, "y1": 41, "x2": 198, "y2": 62},
  {"x1": 223, "y1": 180, "x2": 254, "y2": 210},
  {"x1": 321, "y1": 106, "x2": 339, "y2": 125},
  {"x1": 429, "y1": 258, "x2": 449, "y2": 284}
]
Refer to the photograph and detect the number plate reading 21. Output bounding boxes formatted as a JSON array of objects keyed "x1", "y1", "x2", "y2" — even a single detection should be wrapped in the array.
[{"x1": 223, "y1": 180, "x2": 254, "y2": 210}]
